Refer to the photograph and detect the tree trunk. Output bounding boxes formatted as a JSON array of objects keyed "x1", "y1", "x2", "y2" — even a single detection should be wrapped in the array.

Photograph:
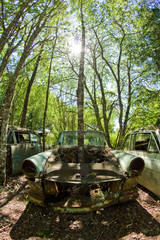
[
  {"x1": 78, "y1": 1, "x2": 86, "y2": 176},
  {"x1": 0, "y1": 8, "x2": 55, "y2": 185},
  {"x1": 43, "y1": 28, "x2": 58, "y2": 151},
  {"x1": 20, "y1": 51, "x2": 42, "y2": 128},
  {"x1": 94, "y1": 26, "x2": 130, "y2": 147},
  {"x1": 93, "y1": 55, "x2": 113, "y2": 147},
  {"x1": 84, "y1": 80, "x2": 104, "y2": 131},
  {"x1": 122, "y1": 58, "x2": 132, "y2": 138}
]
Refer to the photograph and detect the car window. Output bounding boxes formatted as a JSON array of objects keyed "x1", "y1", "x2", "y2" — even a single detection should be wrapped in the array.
[
  {"x1": 58, "y1": 131, "x2": 106, "y2": 147},
  {"x1": 122, "y1": 134, "x2": 130, "y2": 150},
  {"x1": 130, "y1": 134, "x2": 135, "y2": 150},
  {"x1": 59, "y1": 132, "x2": 78, "y2": 146},
  {"x1": 7, "y1": 132, "x2": 14, "y2": 144},
  {"x1": 134, "y1": 133, "x2": 151, "y2": 151},
  {"x1": 15, "y1": 131, "x2": 30, "y2": 143},
  {"x1": 84, "y1": 131, "x2": 106, "y2": 146},
  {"x1": 148, "y1": 136, "x2": 159, "y2": 153},
  {"x1": 30, "y1": 133, "x2": 40, "y2": 143}
]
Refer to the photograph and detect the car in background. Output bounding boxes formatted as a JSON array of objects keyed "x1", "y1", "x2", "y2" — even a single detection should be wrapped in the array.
[
  {"x1": 113, "y1": 126, "x2": 160, "y2": 198},
  {"x1": 22, "y1": 130, "x2": 144, "y2": 213},
  {"x1": 7, "y1": 126, "x2": 43, "y2": 175}
]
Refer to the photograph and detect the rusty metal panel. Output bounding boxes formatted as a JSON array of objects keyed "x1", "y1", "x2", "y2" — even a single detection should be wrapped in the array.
[
  {"x1": 47, "y1": 180, "x2": 138, "y2": 213},
  {"x1": 27, "y1": 177, "x2": 138, "y2": 213},
  {"x1": 44, "y1": 162, "x2": 122, "y2": 184}
]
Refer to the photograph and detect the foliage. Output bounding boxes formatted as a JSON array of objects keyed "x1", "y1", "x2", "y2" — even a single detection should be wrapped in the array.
[
  {"x1": 0, "y1": 0, "x2": 159, "y2": 146},
  {"x1": 137, "y1": 1, "x2": 160, "y2": 71},
  {"x1": 129, "y1": 88, "x2": 160, "y2": 131}
]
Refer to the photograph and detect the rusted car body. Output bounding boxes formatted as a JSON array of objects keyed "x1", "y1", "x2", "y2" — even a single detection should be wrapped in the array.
[
  {"x1": 7, "y1": 126, "x2": 42, "y2": 175},
  {"x1": 22, "y1": 130, "x2": 144, "y2": 213},
  {"x1": 114, "y1": 126, "x2": 160, "y2": 198}
]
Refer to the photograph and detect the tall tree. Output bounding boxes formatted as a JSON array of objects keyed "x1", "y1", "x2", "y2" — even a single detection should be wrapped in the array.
[
  {"x1": 0, "y1": 0, "x2": 65, "y2": 185},
  {"x1": 43, "y1": 26, "x2": 58, "y2": 151},
  {"x1": 77, "y1": 0, "x2": 85, "y2": 166},
  {"x1": 20, "y1": 46, "x2": 43, "y2": 127},
  {"x1": 82, "y1": 0, "x2": 151, "y2": 147}
]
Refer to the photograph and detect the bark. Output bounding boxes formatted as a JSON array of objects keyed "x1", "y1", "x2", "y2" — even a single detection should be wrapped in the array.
[
  {"x1": 20, "y1": 49, "x2": 43, "y2": 128},
  {"x1": 1, "y1": 0, "x2": 5, "y2": 30},
  {"x1": 78, "y1": 1, "x2": 85, "y2": 166}
]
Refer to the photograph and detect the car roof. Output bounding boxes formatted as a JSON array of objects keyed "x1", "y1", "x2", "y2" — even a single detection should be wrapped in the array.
[
  {"x1": 60, "y1": 130, "x2": 105, "y2": 134},
  {"x1": 131, "y1": 125, "x2": 160, "y2": 134},
  {"x1": 8, "y1": 125, "x2": 39, "y2": 135}
]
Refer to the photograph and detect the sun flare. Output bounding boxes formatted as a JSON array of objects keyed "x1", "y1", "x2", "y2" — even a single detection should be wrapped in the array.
[
  {"x1": 71, "y1": 42, "x2": 81, "y2": 55},
  {"x1": 67, "y1": 38, "x2": 81, "y2": 56}
]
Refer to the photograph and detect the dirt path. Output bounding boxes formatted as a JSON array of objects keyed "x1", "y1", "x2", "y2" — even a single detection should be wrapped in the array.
[{"x1": 0, "y1": 175, "x2": 160, "y2": 240}]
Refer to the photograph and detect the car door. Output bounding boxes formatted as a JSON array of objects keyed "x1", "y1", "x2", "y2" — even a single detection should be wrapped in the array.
[
  {"x1": 7, "y1": 130, "x2": 42, "y2": 175},
  {"x1": 9, "y1": 130, "x2": 33, "y2": 175}
]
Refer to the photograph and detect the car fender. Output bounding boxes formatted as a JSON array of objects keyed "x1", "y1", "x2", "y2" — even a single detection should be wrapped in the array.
[
  {"x1": 22, "y1": 150, "x2": 53, "y2": 178},
  {"x1": 111, "y1": 150, "x2": 145, "y2": 176}
]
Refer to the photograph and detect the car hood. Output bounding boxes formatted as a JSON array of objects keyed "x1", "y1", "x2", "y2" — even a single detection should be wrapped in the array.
[
  {"x1": 44, "y1": 161, "x2": 123, "y2": 184},
  {"x1": 44, "y1": 146, "x2": 123, "y2": 184}
]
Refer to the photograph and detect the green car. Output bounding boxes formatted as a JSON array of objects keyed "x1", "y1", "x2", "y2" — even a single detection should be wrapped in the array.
[
  {"x1": 22, "y1": 130, "x2": 144, "y2": 213},
  {"x1": 114, "y1": 126, "x2": 160, "y2": 198},
  {"x1": 7, "y1": 126, "x2": 42, "y2": 175}
]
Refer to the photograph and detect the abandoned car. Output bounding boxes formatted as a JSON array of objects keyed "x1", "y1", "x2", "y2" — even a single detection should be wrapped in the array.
[
  {"x1": 7, "y1": 126, "x2": 42, "y2": 175},
  {"x1": 113, "y1": 126, "x2": 160, "y2": 198},
  {"x1": 22, "y1": 130, "x2": 145, "y2": 213}
]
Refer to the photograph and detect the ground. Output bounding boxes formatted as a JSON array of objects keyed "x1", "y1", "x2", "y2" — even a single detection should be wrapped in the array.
[{"x1": 0, "y1": 175, "x2": 160, "y2": 240}]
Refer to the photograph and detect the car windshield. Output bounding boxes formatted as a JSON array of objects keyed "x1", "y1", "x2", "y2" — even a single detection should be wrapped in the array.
[
  {"x1": 58, "y1": 131, "x2": 106, "y2": 147},
  {"x1": 155, "y1": 129, "x2": 160, "y2": 144}
]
